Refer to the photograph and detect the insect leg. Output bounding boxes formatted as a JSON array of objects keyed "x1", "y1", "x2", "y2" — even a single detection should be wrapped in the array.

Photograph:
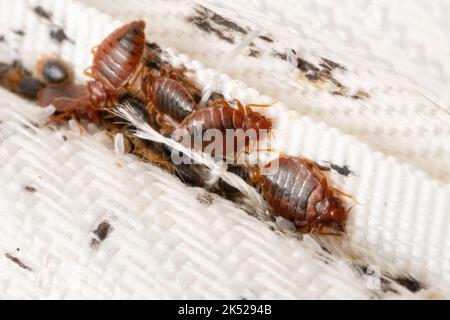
[
  {"x1": 84, "y1": 66, "x2": 94, "y2": 78},
  {"x1": 91, "y1": 45, "x2": 99, "y2": 56},
  {"x1": 330, "y1": 187, "x2": 353, "y2": 199}
]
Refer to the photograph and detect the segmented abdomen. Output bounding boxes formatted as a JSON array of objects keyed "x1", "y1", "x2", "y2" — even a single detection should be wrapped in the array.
[
  {"x1": 260, "y1": 157, "x2": 322, "y2": 226},
  {"x1": 93, "y1": 20, "x2": 145, "y2": 93},
  {"x1": 181, "y1": 106, "x2": 244, "y2": 134},
  {"x1": 154, "y1": 77, "x2": 196, "y2": 122}
]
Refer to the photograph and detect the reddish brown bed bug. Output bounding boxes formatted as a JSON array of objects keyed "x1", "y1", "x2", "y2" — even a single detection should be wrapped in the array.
[
  {"x1": 38, "y1": 20, "x2": 146, "y2": 122},
  {"x1": 85, "y1": 19, "x2": 146, "y2": 107},
  {"x1": 141, "y1": 65, "x2": 200, "y2": 132},
  {"x1": 178, "y1": 98, "x2": 272, "y2": 158},
  {"x1": 256, "y1": 155, "x2": 349, "y2": 235}
]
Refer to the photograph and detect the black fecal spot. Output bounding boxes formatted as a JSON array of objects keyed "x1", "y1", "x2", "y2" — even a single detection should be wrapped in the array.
[
  {"x1": 42, "y1": 60, "x2": 69, "y2": 85},
  {"x1": 24, "y1": 186, "x2": 37, "y2": 193},
  {"x1": 321, "y1": 57, "x2": 347, "y2": 71},
  {"x1": 50, "y1": 28, "x2": 73, "y2": 44},
  {"x1": 331, "y1": 78, "x2": 345, "y2": 89},
  {"x1": 16, "y1": 248, "x2": 20, "y2": 252},
  {"x1": 305, "y1": 74, "x2": 319, "y2": 82},
  {"x1": 62, "y1": 135, "x2": 67, "y2": 141},
  {"x1": 274, "y1": 51, "x2": 287, "y2": 60},
  {"x1": 209, "y1": 10, "x2": 248, "y2": 34},
  {"x1": 395, "y1": 276, "x2": 423, "y2": 293},
  {"x1": 146, "y1": 41, "x2": 162, "y2": 53},
  {"x1": 5, "y1": 253, "x2": 33, "y2": 272},
  {"x1": 330, "y1": 163, "x2": 352, "y2": 177},
  {"x1": 13, "y1": 30, "x2": 25, "y2": 36},
  {"x1": 320, "y1": 245, "x2": 332, "y2": 255},
  {"x1": 187, "y1": 10, "x2": 235, "y2": 44},
  {"x1": 91, "y1": 221, "x2": 112, "y2": 248},
  {"x1": 17, "y1": 77, "x2": 45, "y2": 100},
  {"x1": 297, "y1": 57, "x2": 319, "y2": 73},
  {"x1": 259, "y1": 35, "x2": 273, "y2": 43},
  {"x1": 248, "y1": 48, "x2": 260, "y2": 58},
  {"x1": 145, "y1": 42, "x2": 168, "y2": 70},
  {"x1": 0, "y1": 35, "x2": 4, "y2": 42},
  {"x1": 34, "y1": 6, "x2": 53, "y2": 22}
]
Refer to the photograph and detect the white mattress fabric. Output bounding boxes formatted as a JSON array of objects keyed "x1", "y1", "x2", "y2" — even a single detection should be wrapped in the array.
[{"x1": 0, "y1": 0, "x2": 449, "y2": 299}]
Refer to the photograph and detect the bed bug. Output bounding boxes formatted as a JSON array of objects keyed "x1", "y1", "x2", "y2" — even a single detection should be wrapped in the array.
[
  {"x1": 85, "y1": 20, "x2": 146, "y2": 105},
  {"x1": 256, "y1": 156, "x2": 349, "y2": 235},
  {"x1": 37, "y1": 20, "x2": 146, "y2": 122},
  {"x1": 141, "y1": 65, "x2": 199, "y2": 132},
  {"x1": 178, "y1": 99, "x2": 272, "y2": 158}
]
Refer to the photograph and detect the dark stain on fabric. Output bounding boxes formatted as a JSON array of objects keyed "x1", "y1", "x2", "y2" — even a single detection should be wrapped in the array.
[
  {"x1": 208, "y1": 10, "x2": 248, "y2": 34},
  {"x1": 91, "y1": 221, "x2": 113, "y2": 248},
  {"x1": 395, "y1": 276, "x2": 423, "y2": 293},
  {"x1": 189, "y1": 17, "x2": 234, "y2": 43},
  {"x1": 145, "y1": 42, "x2": 169, "y2": 70},
  {"x1": 187, "y1": 7, "x2": 238, "y2": 44},
  {"x1": 24, "y1": 186, "x2": 37, "y2": 193},
  {"x1": 273, "y1": 51, "x2": 365, "y2": 100},
  {"x1": 5, "y1": 253, "x2": 33, "y2": 272},
  {"x1": 273, "y1": 51, "x2": 287, "y2": 61},
  {"x1": 50, "y1": 28, "x2": 74, "y2": 44},
  {"x1": 33, "y1": 6, "x2": 53, "y2": 22},
  {"x1": 13, "y1": 30, "x2": 25, "y2": 36},
  {"x1": 330, "y1": 163, "x2": 352, "y2": 177},
  {"x1": 259, "y1": 35, "x2": 273, "y2": 43},
  {"x1": 248, "y1": 48, "x2": 260, "y2": 58},
  {"x1": 0, "y1": 35, "x2": 5, "y2": 42},
  {"x1": 320, "y1": 57, "x2": 347, "y2": 71},
  {"x1": 296, "y1": 57, "x2": 319, "y2": 73}
]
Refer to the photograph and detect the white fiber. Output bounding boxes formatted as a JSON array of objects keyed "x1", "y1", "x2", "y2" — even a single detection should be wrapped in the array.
[
  {"x1": 112, "y1": 103, "x2": 267, "y2": 211},
  {"x1": 199, "y1": 30, "x2": 260, "y2": 107}
]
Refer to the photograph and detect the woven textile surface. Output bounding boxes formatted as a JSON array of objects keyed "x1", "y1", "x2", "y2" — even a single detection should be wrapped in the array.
[{"x1": 0, "y1": 0, "x2": 449, "y2": 299}]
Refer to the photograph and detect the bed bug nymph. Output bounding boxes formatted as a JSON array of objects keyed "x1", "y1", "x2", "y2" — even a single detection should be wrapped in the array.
[
  {"x1": 38, "y1": 20, "x2": 146, "y2": 122},
  {"x1": 178, "y1": 99, "x2": 273, "y2": 159},
  {"x1": 255, "y1": 155, "x2": 349, "y2": 235},
  {"x1": 141, "y1": 66, "x2": 199, "y2": 133}
]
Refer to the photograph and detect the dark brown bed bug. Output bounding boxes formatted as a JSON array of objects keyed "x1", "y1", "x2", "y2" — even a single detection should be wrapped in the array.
[
  {"x1": 141, "y1": 65, "x2": 199, "y2": 132},
  {"x1": 38, "y1": 20, "x2": 146, "y2": 122},
  {"x1": 256, "y1": 156, "x2": 348, "y2": 235},
  {"x1": 178, "y1": 99, "x2": 272, "y2": 158}
]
